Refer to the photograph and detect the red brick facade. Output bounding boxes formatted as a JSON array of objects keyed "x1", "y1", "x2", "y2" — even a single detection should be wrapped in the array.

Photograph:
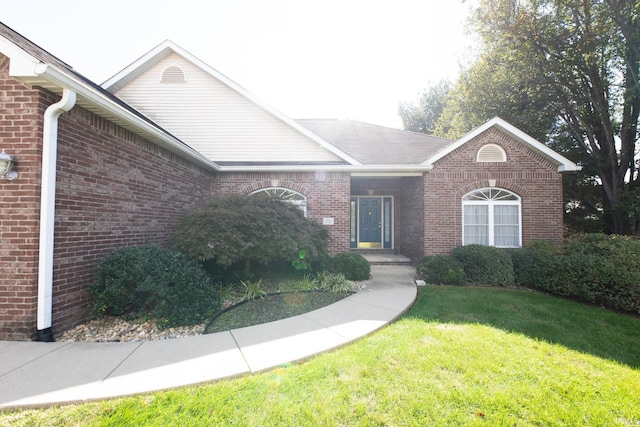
[
  {"x1": 0, "y1": 51, "x2": 567, "y2": 340},
  {"x1": 423, "y1": 128, "x2": 564, "y2": 255},
  {"x1": 0, "y1": 54, "x2": 214, "y2": 339},
  {"x1": 0, "y1": 54, "x2": 45, "y2": 340},
  {"x1": 212, "y1": 171, "x2": 352, "y2": 254}
]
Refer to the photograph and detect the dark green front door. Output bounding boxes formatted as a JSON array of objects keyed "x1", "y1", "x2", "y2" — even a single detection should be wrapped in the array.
[{"x1": 359, "y1": 197, "x2": 382, "y2": 248}]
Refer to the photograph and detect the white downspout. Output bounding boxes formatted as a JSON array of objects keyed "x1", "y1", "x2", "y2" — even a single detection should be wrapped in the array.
[{"x1": 36, "y1": 88, "x2": 76, "y2": 341}]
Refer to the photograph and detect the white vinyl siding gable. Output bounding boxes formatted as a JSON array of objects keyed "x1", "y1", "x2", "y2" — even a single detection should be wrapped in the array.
[{"x1": 113, "y1": 54, "x2": 343, "y2": 163}]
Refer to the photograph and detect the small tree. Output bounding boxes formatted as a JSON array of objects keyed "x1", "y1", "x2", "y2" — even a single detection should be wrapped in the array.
[{"x1": 171, "y1": 194, "x2": 329, "y2": 271}]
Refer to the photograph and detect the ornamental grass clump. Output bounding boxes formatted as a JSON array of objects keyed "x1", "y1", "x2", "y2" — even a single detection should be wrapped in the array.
[{"x1": 316, "y1": 271, "x2": 356, "y2": 295}]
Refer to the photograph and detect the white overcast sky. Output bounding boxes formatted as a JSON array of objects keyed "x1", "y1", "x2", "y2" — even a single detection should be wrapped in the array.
[{"x1": 2, "y1": 0, "x2": 476, "y2": 128}]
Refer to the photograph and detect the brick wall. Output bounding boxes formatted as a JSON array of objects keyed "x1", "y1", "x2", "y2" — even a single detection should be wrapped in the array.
[
  {"x1": 48, "y1": 106, "x2": 213, "y2": 336},
  {"x1": 212, "y1": 171, "x2": 351, "y2": 254},
  {"x1": 394, "y1": 177, "x2": 424, "y2": 263},
  {"x1": 424, "y1": 128, "x2": 564, "y2": 255},
  {"x1": 0, "y1": 54, "x2": 45, "y2": 339},
  {"x1": 0, "y1": 53, "x2": 214, "y2": 339}
]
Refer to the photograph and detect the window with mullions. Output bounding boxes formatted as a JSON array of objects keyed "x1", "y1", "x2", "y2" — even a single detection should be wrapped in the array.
[
  {"x1": 462, "y1": 188, "x2": 521, "y2": 248},
  {"x1": 249, "y1": 187, "x2": 307, "y2": 217}
]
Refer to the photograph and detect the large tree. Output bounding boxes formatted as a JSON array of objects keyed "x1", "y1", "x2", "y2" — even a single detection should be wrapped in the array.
[
  {"x1": 469, "y1": 0, "x2": 640, "y2": 234},
  {"x1": 432, "y1": 50, "x2": 559, "y2": 142},
  {"x1": 398, "y1": 80, "x2": 451, "y2": 134}
]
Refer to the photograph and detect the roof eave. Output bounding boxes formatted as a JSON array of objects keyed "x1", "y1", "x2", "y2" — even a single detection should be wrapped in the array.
[
  {"x1": 423, "y1": 117, "x2": 580, "y2": 173},
  {"x1": 217, "y1": 164, "x2": 433, "y2": 175},
  {"x1": 1, "y1": 37, "x2": 220, "y2": 173}
]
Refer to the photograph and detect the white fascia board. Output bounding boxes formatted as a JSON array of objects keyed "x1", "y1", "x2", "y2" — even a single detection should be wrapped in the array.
[
  {"x1": 34, "y1": 63, "x2": 220, "y2": 172},
  {"x1": 217, "y1": 164, "x2": 432, "y2": 175},
  {"x1": 101, "y1": 40, "x2": 174, "y2": 90},
  {"x1": 0, "y1": 36, "x2": 41, "y2": 76},
  {"x1": 103, "y1": 41, "x2": 362, "y2": 166},
  {"x1": 423, "y1": 117, "x2": 581, "y2": 172}
]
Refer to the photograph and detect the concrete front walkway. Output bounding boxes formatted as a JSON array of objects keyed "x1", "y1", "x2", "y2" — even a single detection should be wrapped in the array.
[{"x1": 0, "y1": 265, "x2": 416, "y2": 410}]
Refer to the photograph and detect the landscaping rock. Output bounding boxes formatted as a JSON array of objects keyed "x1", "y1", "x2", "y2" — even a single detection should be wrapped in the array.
[{"x1": 57, "y1": 317, "x2": 204, "y2": 342}]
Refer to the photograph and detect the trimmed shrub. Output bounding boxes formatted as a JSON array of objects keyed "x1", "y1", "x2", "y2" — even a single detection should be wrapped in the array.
[
  {"x1": 564, "y1": 234, "x2": 640, "y2": 313},
  {"x1": 510, "y1": 235, "x2": 640, "y2": 314},
  {"x1": 510, "y1": 240, "x2": 564, "y2": 292},
  {"x1": 332, "y1": 252, "x2": 371, "y2": 281},
  {"x1": 89, "y1": 244, "x2": 219, "y2": 327},
  {"x1": 416, "y1": 255, "x2": 466, "y2": 285},
  {"x1": 452, "y1": 245, "x2": 515, "y2": 286}
]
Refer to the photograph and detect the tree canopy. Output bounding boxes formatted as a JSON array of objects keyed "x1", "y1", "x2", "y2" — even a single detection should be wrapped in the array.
[
  {"x1": 401, "y1": 0, "x2": 640, "y2": 234},
  {"x1": 398, "y1": 81, "x2": 451, "y2": 134},
  {"x1": 171, "y1": 194, "x2": 329, "y2": 271}
]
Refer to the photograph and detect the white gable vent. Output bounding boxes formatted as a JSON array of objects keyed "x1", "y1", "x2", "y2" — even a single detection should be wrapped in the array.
[
  {"x1": 161, "y1": 66, "x2": 186, "y2": 83},
  {"x1": 477, "y1": 144, "x2": 507, "y2": 162}
]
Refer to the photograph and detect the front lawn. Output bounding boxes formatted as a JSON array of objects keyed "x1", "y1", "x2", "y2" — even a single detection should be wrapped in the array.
[{"x1": 3, "y1": 286, "x2": 639, "y2": 426}]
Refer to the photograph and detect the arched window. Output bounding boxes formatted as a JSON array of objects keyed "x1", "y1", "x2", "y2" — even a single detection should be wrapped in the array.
[
  {"x1": 477, "y1": 144, "x2": 507, "y2": 162},
  {"x1": 249, "y1": 187, "x2": 307, "y2": 217},
  {"x1": 462, "y1": 188, "x2": 521, "y2": 247},
  {"x1": 161, "y1": 66, "x2": 186, "y2": 83}
]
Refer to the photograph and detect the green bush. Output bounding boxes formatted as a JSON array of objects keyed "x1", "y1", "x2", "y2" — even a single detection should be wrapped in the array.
[
  {"x1": 171, "y1": 195, "x2": 329, "y2": 274},
  {"x1": 89, "y1": 244, "x2": 219, "y2": 327},
  {"x1": 509, "y1": 240, "x2": 564, "y2": 292},
  {"x1": 416, "y1": 255, "x2": 466, "y2": 285},
  {"x1": 510, "y1": 235, "x2": 640, "y2": 314},
  {"x1": 452, "y1": 245, "x2": 515, "y2": 286},
  {"x1": 332, "y1": 252, "x2": 371, "y2": 281}
]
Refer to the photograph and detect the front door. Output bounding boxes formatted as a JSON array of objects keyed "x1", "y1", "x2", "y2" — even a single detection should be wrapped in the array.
[
  {"x1": 350, "y1": 196, "x2": 393, "y2": 249},
  {"x1": 359, "y1": 198, "x2": 382, "y2": 248}
]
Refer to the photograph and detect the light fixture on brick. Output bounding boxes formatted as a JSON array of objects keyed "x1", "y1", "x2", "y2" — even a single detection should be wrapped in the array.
[{"x1": 0, "y1": 149, "x2": 18, "y2": 181}]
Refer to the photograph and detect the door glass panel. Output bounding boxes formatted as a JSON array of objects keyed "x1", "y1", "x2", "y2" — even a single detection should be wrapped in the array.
[
  {"x1": 384, "y1": 198, "x2": 392, "y2": 248},
  {"x1": 350, "y1": 199, "x2": 357, "y2": 247}
]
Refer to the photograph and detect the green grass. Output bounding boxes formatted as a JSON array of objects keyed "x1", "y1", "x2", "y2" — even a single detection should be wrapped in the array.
[{"x1": 3, "y1": 286, "x2": 639, "y2": 426}]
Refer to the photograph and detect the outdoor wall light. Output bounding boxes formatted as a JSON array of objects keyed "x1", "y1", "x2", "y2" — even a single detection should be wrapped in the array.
[{"x1": 0, "y1": 150, "x2": 18, "y2": 181}]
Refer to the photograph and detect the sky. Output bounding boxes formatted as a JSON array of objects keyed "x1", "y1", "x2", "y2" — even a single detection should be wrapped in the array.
[{"x1": 2, "y1": 0, "x2": 476, "y2": 128}]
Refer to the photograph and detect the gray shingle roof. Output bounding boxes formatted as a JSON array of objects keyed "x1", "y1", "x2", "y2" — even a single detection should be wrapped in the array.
[{"x1": 296, "y1": 119, "x2": 453, "y2": 165}]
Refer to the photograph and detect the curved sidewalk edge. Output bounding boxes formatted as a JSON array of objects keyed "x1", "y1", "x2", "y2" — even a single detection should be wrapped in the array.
[{"x1": 0, "y1": 265, "x2": 417, "y2": 410}]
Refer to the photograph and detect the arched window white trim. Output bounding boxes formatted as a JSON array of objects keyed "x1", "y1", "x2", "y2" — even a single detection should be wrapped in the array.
[
  {"x1": 161, "y1": 66, "x2": 187, "y2": 83},
  {"x1": 249, "y1": 187, "x2": 307, "y2": 217},
  {"x1": 462, "y1": 188, "x2": 521, "y2": 248},
  {"x1": 477, "y1": 144, "x2": 507, "y2": 162}
]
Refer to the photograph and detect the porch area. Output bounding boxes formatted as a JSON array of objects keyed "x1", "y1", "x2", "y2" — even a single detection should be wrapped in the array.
[{"x1": 349, "y1": 176, "x2": 424, "y2": 264}]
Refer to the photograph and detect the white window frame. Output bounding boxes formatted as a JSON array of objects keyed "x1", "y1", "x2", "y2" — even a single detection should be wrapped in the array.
[
  {"x1": 462, "y1": 188, "x2": 522, "y2": 248},
  {"x1": 249, "y1": 187, "x2": 307, "y2": 217}
]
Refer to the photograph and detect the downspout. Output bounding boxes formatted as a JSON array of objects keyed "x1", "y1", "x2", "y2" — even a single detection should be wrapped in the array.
[{"x1": 36, "y1": 88, "x2": 76, "y2": 342}]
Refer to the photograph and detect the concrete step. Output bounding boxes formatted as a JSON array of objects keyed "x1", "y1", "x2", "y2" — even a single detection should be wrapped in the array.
[{"x1": 360, "y1": 253, "x2": 412, "y2": 265}]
